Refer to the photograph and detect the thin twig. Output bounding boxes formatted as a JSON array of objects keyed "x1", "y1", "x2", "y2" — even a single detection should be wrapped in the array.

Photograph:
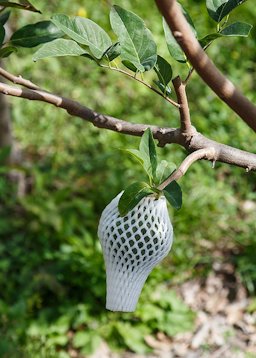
[
  {"x1": 101, "y1": 64, "x2": 181, "y2": 108},
  {"x1": 184, "y1": 67, "x2": 194, "y2": 85},
  {"x1": 158, "y1": 147, "x2": 216, "y2": 190},
  {"x1": 172, "y1": 76, "x2": 192, "y2": 133},
  {"x1": 0, "y1": 67, "x2": 40, "y2": 90},
  {"x1": 155, "y1": 0, "x2": 256, "y2": 133}
]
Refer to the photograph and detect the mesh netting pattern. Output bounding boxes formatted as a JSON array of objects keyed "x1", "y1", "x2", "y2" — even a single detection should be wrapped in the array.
[{"x1": 98, "y1": 192, "x2": 173, "y2": 312}]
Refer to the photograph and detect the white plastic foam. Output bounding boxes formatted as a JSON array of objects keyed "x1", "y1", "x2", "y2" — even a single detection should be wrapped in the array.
[{"x1": 98, "y1": 192, "x2": 173, "y2": 312}]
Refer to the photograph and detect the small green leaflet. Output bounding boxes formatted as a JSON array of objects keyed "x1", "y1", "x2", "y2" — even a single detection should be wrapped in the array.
[
  {"x1": 139, "y1": 128, "x2": 157, "y2": 184},
  {"x1": 51, "y1": 14, "x2": 112, "y2": 59},
  {"x1": 10, "y1": 21, "x2": 63, "y2": 48},
  {"x1": 199, "y1": 21, "x2": 252, "y2": 48},
  {"x1": 118, "y1": 182, "x2": 154, "y2": 217},
  {"x1": 110, "y1": 5, "x2": 157, "y2": 72},
  {"x1": 156, "y1": 160, "x2": 176, "y2": 185},
  {"x1": 220, "y1": 22, "x2": 252, "y2": 36},
  {"x1": 163, "y1": 181, "x2": 182, "y2": 210},
  {"x1": 206, "y1": 0, "x2": 246, "y2": 23},
  {"x1": 154, "y1": 55, "x2": 172, "y2": 96},
  {"x1": 33, "y1": 39, "x2": 86, "y2": 61}
]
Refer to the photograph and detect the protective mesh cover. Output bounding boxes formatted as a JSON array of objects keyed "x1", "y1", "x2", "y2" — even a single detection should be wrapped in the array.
[{"x1": 98, "y1": 192, "x2": 173, "y2": 312}]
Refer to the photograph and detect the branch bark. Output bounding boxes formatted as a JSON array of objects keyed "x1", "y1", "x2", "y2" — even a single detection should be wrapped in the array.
[
  {"x1": 172, "y1": 76, "x2": 193, "y2": 133},
  {"x1": 158, "y1": 148, "x2": 216, "y2": 190},
  {"x1": 0, "y1": 80, "x2": 255, "y2": 171},
  {"x1": 155, "y1": 0, "x2": 256, "y2": 133}
]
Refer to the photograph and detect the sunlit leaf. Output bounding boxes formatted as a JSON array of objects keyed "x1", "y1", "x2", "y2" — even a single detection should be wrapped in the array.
[
  {"x1": 33, "y1": 39, "x2": 86, "y2": 61},
  {"x1": 51, "y1": 14, "x2": 112, "y2": 59},
  {"x1": 110, "y1": 5, "x2": 157, "y2": 72}
]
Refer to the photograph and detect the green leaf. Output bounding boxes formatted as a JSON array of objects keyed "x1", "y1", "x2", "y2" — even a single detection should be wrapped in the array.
[
  {"x1": 163, "y1": 4, "x2": 196, "y2": 63},
  {"x1": 118, "y1": 182, "x2": 154, "y2": 217},
  {"x1": 124, "y1": 149, "x2": 145, "y2": 165},
  {"x1": 0, "y1": 25, "x2": 5, "y2": 47},
  {"x1": 199, "y1": 33, "x2": 221, "y2": 48},
  {"x1": 154, "y1": 55, "x2": 172, "y2": 96},
  {"x1": 0, "y1": 0, "x2": 41, "y2": 13},
  {"x1": 33, "y1": 39, "x2": 86, "y2": 61},
  {"x1": 103, "y1": 42, "x2": 121, "y2": 61},
  {"x1": 10, "y1": 21, "x2": 63, "y2": 48},
  {"x1": 153, "y1": 80, "x2": 172, "y2": 96},
  {"x1": 0, "y1": 10, "x2": 10, "y2": 26},
  {"x1": 156, "y1": 160, "x2": 176, "y2": 185},
  {"x1": 139, "y1": 128, "x2": 157, "y2": 183},
  {"x1": 206, "y1": 0, "x2": 246, "y2": 23},
  {"x1": 154, "y1": 55, "x2": 172, "y2": 86},
  {"x1": 51, "y1": 14, "x2": 112, "y2": 59},
  {"x1": 0, "y1": 45, "x2": 16, "y2": 57},
  {"x1": 163, "y1": 181, "x2": 182, "y2": 210},
  {"x1": 163, "y1": 18, "x2": 186, "y2": 63},
  {"x1": 199, "y1": 22, "x2": 252, "y2": 48},
  {"x1": 220, "y1": 21, "x2": 252, "y2": 36},
  {"x1": 110, "y1": 5, "x2": 157, "y2": 72}
]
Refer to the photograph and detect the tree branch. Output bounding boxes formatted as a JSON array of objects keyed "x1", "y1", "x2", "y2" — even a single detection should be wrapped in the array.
[
  {"x1": 158, "y1": 147, "x2": 216, "y2": 190},
  {"x1": 172, "y1": 76, "x2": 193, "y2": 133},
  {"x1": 0, "y1": 81, "x2": 255, "y2": 171},
  {"x1": 0, "y1": 67, "x2": 40, "y2": 90},
  {"x1": 155, "y1": 0, "x2": 256, "y2": 133}
]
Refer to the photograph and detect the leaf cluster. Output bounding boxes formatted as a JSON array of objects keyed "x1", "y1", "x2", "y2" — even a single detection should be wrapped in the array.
[{"x1": 118, "y1": 128, "x2": 182, "y2": 216}]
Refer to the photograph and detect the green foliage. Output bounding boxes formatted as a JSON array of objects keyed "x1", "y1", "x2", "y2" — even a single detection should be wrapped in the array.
[
  {"x1": 206, "y1": 0, "x2": 246, "y2": 23},
  {"x1": 10, "y1": 21, "x2": 63, "y2": 48},
  {"x1": 51, "y1": 14, "x2": 112, "y2": 59},
  {"x1": 33, "y1": 39, "x2": 86, "y2": 61},
  {"x1": 154, "y1": 55, "x2": 173, "y2": 96},
  {"x1": 118, "y1": 181, "x2": 154, "y2": 216},
  {"x1": 118, "y1": 128, "x2": 181, "y2": 215},
  {"x1": 164, "y1": 181, "x2": 183, "y2": 210},
  {"x1": 110, "y1": 5, "x2": 157, "y2": 72}
]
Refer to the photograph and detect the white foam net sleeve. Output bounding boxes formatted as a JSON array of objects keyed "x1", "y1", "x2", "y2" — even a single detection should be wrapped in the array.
[{"x1": 98, "y1": 191, "x2": 173, "y2": 312}]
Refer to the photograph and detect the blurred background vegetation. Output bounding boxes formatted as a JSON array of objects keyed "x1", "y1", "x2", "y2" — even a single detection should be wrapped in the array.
[{"x1": 0, "y1": 0, "x2": 255, "y2": 357}]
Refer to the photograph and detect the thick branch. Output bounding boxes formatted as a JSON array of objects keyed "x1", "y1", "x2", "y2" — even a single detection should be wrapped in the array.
[
  {"x1": 155, "y1": 0, "x2": 256, "y2": 133},
  {"x1": 0, "y1": 81, "x2": 255, "y2": 171},
  {"x1": 172, "y1": 76, "x2": 192, "y2": 133},
  {"x1": 158, "y1": 148, "x2": 216, "y2": 190}
]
